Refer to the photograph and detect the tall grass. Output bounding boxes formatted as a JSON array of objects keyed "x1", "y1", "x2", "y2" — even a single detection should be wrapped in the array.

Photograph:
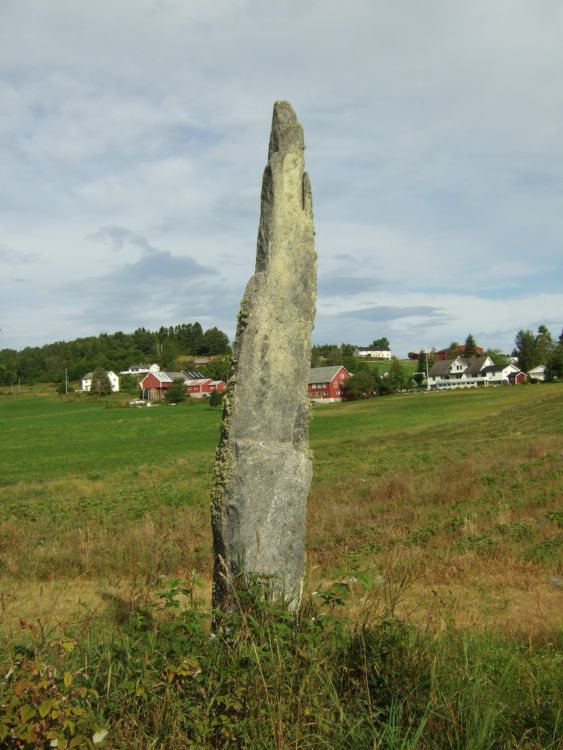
[{"x1": 0, "y1": 579, "x2": 560, "y2": 748}]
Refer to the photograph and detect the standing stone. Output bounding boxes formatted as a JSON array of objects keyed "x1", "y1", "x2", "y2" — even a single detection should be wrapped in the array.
[{"x1": 211, "y1": 101, "x2": 316, "y2": 612}]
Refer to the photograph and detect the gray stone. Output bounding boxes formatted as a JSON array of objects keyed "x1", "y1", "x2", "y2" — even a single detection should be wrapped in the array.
[{"x1": 211, "y1": 101, "x2": 316, "y2": 612}]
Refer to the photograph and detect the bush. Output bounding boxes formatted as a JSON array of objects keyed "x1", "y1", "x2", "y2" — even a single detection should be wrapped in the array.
[
  {"x1": 164, "y1": 379, "x2": 187, "y2": 404},
  {"x1": 208, "y1": 390, "x2": 224, "y2": 407}
]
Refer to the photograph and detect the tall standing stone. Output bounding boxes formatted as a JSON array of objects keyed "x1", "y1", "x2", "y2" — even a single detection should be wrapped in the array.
[{"x1": 211, "y1": 101, "x2": 316, "y2": 612}]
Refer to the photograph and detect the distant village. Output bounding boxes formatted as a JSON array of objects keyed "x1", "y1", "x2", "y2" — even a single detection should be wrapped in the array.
[{"x1": 78, "y1": 327, "x2": 560, "y2": 406}]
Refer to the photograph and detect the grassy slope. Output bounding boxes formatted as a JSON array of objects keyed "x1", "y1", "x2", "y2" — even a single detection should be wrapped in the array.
[
  {"x1": 0, "y1": 385, "x2": 561, "y2": 634},
  {"x1": 0, "y1": 386, "x2": 561, "y2": 748}
]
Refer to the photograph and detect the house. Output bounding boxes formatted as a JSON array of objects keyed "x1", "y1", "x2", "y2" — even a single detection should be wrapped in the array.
[
  {"x1": 139, "y1": 371, "x2": 188, "y2": 401},
  {"x1": 81, "y1": 370, "x2": 120, "y2": 392},
  {"x1": 434, "y1": 344, "x2": 484, "y2": 361},
  {"x1": 508, "y1": 371, "x2": 527, "y2": 384},
  {"x1": 480, "y1": 363, "x2": 525, "y2": 385},
  {"x1": 185, "y1": 378, "x2": 227, "y2": 398},
  {"x1": 427, "y1": 355, "x2": 494, "y2": 389},
  {"x1": 120, "y1": 363, "x2": 160, "y2": 375},
  {"x1": 308, "y1": 365, "x2": 351, "y2": 402},
  {"x1": 528, "y1": 365, "x2": 547, "y2": 382},
  {"x1": 139, "y1": 370, "x2": 226, "y2": 400},
  {"x1": 355, "y1": 347, "x2": 392, "y2": 359}
]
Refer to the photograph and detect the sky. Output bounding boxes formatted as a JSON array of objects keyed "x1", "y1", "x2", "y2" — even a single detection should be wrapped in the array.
[{"x1": 1, "y1": 0, "x2": 562, "y2": 357}]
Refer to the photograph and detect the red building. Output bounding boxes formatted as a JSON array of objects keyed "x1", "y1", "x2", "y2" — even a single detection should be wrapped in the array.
[
  {"x1": 140, "y1": 371, "x2": 187, "y2": 401},
  {"x1": 308, "y1": 365, "x2": 351, "y2": 402},
  {"x1": 435, "y1": 344, "x2": 484, "y2": 361},
  {"x1": 140, "y1": 371, "x2": 226, "y2": 401},
  {"x1": 508, "y1": 371, "x2": 526, "y2": 384},
  {"x1": 185, "y1": 378, "x2": 227, "y2": 398}
]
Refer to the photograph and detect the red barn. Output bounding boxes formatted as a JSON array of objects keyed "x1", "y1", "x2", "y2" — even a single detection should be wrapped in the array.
[
  {"x1": 308, "y1": 365, "x2": 351, "y2": 402},
  {"x1": 435, "y1": 344, "x2": 484, "y2": 361},
  {"x1": 508, "y1": 371, "x2": 526, "y2": 384},
  {"x1": 139, "y1": 371, "x2": 227, "y2": 401},
  {"x1": 139, "y1": 371, "x2": 187, "y2": 401}
]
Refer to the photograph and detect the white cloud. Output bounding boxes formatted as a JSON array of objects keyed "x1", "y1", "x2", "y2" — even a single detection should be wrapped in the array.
[{"x1": 0, "y1": 0, "x2": 562, "y2": 353}]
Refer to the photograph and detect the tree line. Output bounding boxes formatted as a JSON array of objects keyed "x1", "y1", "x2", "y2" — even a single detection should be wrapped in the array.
[
  {"x1": 512, "y1": 325, "x2": 563, "y2": 379},
  {"x1": 0, "y1": 322, "x2": 230, "y2": 385}
]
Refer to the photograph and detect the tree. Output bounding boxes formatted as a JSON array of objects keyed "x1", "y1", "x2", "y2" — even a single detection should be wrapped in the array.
[
  {"x1": 89, "y1": 369, "x2": 112, "y2": 396},
  {"x1": 164, "y1": 378, "x2": 187, "y2": 403},
  {"x1": 201, "y1": 355, "x2": 231, "y2": 382},
  {"x1": 209, "y1": 389, "x2": 224, "y2": 407},
  {"x1": 535, "y1": 325, "x2": 554, "y2": 365},
  {"x1": 464, "y1": 334, "x2": 477, "y2": 358},
  {"x1": 371, "y1": 337, "x2": 390, "y2": 351},
  {"x1": 200, "y1": 327, "x2": 230, "y2": 355},
  {"x1": 545, "y1": 330, "x2": 563, "y2": 381},
  {"x1": 545, "y1": 347, "x2": 563, "y2": 381},
  {"x1": 120, "y1": 374, "x2": 140, "y2": 395},
  {"x1": 387, "y1": 357, "x2": 407, "y2": 392},
  {"x1": 414, "y1": 350, "x2": 427, "y2": 386},
  {"x1": 342, "y1": 370, "x2": 374, "y2": 400},
  {"x1": 513, "y1": 329, "x2": 538, "y2": 373}
]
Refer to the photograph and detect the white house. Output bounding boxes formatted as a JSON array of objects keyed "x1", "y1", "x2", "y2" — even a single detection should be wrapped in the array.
[
  {"x1": 355, "y1": 347, "x2": 392, "y2": 359},
  {"x1": 427, "y1": 355, "x2": 494, "y2": 389},
  {"x1": 528, "y1": 365, "x2": 547, "y2": 382},
  {"x1": 120, "y1": 363, "x2": 160, "y2": 375},
  {"x1": 81, "y1": 371, "x2": 120, "y2": 392},
  {"x1": 480, "y1": 362, "x2": 524, "y2": 384}
]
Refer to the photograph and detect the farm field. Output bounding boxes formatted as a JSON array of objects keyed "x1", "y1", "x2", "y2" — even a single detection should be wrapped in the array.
[
  {"x1": 0, "y1": 385, "x2": 562, "y2": 748},
  {"x1": 0, "y1": 384, "x2": 561, "y2": 636}
]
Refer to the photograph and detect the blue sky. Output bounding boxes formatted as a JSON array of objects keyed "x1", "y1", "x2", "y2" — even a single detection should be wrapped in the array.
[{"x1": 1, "y1": 0, "x2": 562, "y2": 356}]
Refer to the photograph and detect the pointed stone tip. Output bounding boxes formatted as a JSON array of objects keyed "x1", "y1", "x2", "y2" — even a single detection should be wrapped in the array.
[
  {"x1": 273, "y1": 100, "x2": 298, "y2": 125},
  {"x1": 268, "y1": 100, "x2": 303, "y2": 160}
]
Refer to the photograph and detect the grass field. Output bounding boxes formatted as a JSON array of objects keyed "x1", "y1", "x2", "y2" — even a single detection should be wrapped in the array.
[
  {"x1": 0, "y1": 384, "x2": 561, "y2": 634},
  {"x1": 0, "y1": 385, "x2": 561, "y2": 748}
]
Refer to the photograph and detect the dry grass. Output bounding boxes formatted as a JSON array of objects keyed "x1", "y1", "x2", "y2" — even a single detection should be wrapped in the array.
[{"x1": 0, "y1": 386, "x2": 561, "y2": 638}]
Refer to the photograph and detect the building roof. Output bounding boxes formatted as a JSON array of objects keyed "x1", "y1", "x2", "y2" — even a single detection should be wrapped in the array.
[
  {"x1": 308, "y1": 365, "x2": 347, "y2": 384},
  {"x1": 183, "y1": 370, "x2": 206, "y2": 379},
  {"x1": 148, "y1": 371, "x2": 173, "y2": 383},
  {"x1": 164, "y1": 372, "x2": 189, "y2": 381},
  {"x1": 428, "y1": 359, "x2": 456, "y2": 377},
  {"x1": 185, "y1": 378, "x2": 212, "y2": 387},
  {"x1": 481, "y1": 363, "x2": 517, "y2": 375},
  {"x1": 463, "y1": 354, "x2": 490, "y2": 376}
]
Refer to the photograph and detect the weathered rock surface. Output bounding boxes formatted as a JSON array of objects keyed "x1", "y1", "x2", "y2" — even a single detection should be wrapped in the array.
[{"x1": 211, "y1": 101, "x2": 316, "y2": 612}]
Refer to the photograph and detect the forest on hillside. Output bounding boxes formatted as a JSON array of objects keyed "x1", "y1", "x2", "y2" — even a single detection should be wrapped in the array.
[{"x1": 0, "y1": 323, "x2": 230, "y2": 385}]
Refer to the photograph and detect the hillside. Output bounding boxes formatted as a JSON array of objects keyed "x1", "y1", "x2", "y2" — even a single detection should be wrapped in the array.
[{"x1": 0, "y1": 385, "x2": 561, "y2": 747}]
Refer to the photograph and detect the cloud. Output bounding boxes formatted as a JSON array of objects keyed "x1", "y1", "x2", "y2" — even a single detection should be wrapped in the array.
[
  {"x1": 59, "y1": 228, "x2": 241, "y2": 336},
  {"x1": 334, "y1": 305, "x2": 448, "y2": 324},
  {"x1": 0, "y1": 1, "x2": 562, "y2": 353},
  {"x1": 318, "y1": 274, "x2": 386, "y2": 297},
  {"x1": 0, "y1": 244, "x2": 36, "y2": 264}
]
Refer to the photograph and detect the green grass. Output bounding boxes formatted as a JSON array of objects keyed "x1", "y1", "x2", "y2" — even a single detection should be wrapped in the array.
[
  {"x1": 0, "y1": 385, "x2": 562, "y2": 748},
  {"x1": 0, "y1": 386, "x2": 561, "y2": 577},
  {"x1": 0, "y1": 396, "x2": 220, "y2": 484}
]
